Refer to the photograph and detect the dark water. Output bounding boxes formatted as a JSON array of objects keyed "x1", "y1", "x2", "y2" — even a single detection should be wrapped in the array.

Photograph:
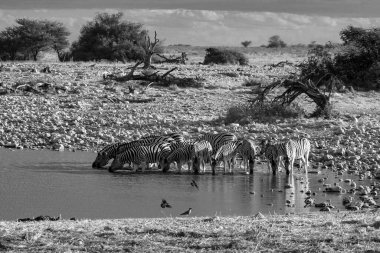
[{"x1": 0, "y1": 149, "x2": 375, "y2": 221}]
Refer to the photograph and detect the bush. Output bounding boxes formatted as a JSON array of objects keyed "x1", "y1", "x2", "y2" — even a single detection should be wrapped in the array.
[
  {"x1": 225, "y1": 105, "x2": 250, "y2": 124},
  {"x1": 225, "y1": 102, "x2": 305, "y2": 124},
  {"x1": 71, "y1": 12, "x2": 146, "y2": 62},
  {"x1": 299, "y1": 26, "x2": 380, "y2": 91},
  {"x1": 242, "y1": 78, "x2": 262, "y2": 87},
  {"x1": 267, "y1": 35, "x2": 287, "y2": 48},
  {"x1": 203, "y1": 48, "x2": 249, "y2": 65}
]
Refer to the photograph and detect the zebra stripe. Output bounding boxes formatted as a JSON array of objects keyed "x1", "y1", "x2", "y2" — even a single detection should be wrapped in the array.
[
  {"x1": 198, "y1": 133, "x2": 237, "y2": 155},
  {"x1": 211, "y1": 140, "x2": 243, "y2": 175},
  {"x1": 109, "y1": 143, "x2": 171, "y2": 173},
  {"x1": 284, "y1": 138, "x2": 311, "y2": 175},
  {"x1": 92, "y1": 142, "x2": 125, "y2": 168},
  {"x1": 260, "y1": 138, "x2": 311, "y2": 175},
  {"x1": 192, "y1": 140, "x2": 213, "y2": 174},
  {"x1": 239, "y1": 138, "x2": 258, "y2": 174},
  {"x1": 163, "y1": 144, "x2": 194, "y2": 173}
]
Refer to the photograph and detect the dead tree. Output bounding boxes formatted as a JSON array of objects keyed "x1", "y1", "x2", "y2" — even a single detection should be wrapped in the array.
[
  {"x1": 142, "y1": 31, "x2": 160, "y2": 69},
  {"x1": 156, "y1": 52, "x2": 188, "y2": 64},
  {"x1": 104, "y1": 61, "x2": 204, "y2": 88},
  {"x1": 252, "y1": 77, "x2": 334, "y2": 118}
]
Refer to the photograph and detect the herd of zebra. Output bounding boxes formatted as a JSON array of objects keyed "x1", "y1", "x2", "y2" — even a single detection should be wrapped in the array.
[{"x1": 92, "y1": 132, "x2": 311, "y2": 175}]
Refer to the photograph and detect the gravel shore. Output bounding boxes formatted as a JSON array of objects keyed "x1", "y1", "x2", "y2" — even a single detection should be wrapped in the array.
[{"x1": 1, "y1": 211, "x2": 380, "y2": 252}]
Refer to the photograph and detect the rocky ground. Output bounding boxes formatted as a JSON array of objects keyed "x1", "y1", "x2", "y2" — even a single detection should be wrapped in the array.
[{"x1": 0, "y1": 58, "x2": 379, "y2": 179}]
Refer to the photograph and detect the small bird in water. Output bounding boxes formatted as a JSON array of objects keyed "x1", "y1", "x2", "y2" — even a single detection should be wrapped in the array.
[
  {"x1": 191, "y1": 180, "x2": 199, "y2": 190},
  {"x1": 180, "y1": 208, "x2": 192, "y2": 216},
  {"x1": 161, "y1": 199, "x2": 172, "y2": 208}
]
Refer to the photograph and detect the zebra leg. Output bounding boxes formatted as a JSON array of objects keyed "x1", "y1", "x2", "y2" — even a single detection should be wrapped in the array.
[
  {"x1": 177, "y1": 161, "x2": 182, "y2": 173},
  {"x1": 271, "y1": 158, "x2": 277, "y2": 175},
  {"x1": 231, "y1": 157, "x2": 236, "y2": 174},
  {"x1": 305, "y1": 150, "x2": 310, "y2": 174},
  {"x1": 284, "y1": 157, "x2": 290, "y2": 175},
  {"x1": 289, "y1": 157, "x2": 295, "y2": 175},
  {"x1": 141, "y1": 161, "x2": 148, "y2": 173},
  {"x1": 187, "y1": 160, "x2": 192, "y2": 172},
  {"x1": 249, "y1": 157, "x2": 255, "y2": 174}
]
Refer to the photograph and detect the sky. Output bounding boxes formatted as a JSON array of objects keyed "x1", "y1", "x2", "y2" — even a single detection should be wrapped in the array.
[{"x1": 1, "y1": 0, "x2": 380, "y2": 46}]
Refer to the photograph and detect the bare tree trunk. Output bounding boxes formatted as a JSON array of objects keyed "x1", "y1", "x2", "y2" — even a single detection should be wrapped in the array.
[
  {"x1": 142, "y1": 31, "x2": 159, "y2": 69},
  {"x1": 143, "y1": 52, "x2": 153, "y2": 69}
]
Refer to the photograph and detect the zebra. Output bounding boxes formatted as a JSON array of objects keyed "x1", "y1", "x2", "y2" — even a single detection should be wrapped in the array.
[
  {"x1": 260, "y1": 138, "x2": 311, "y2": 175},
  {"x1": 239, "y1": 138, "x2": 258, "y2": 174},
  {"x1": 109, "y1": 142, "x2": 171, "y2": 173},
  {"x1": 162, "y1": 144, "x2": 194, "y2": 173},
  {"x1": 211, "y1": 141, "x2": 243, "y2": 175},
  {"x1": 198, "y1": 133, "x2": 237, "y2": 155},
  {"x1": 92, "y1": 142, "x2": 125, "y2": 169},
  {"x1": 285, "y1": 138, "x2": 311, "y2": 175},
  {"x1": 191, "y1": 140, "x2": 213, "y2": 174},
  {"x1": 92, "y1": 136, "x2": 173, "y2": 169},
  {"x1": 259, "y1": 140, "x2": 281, "y2": 174}
]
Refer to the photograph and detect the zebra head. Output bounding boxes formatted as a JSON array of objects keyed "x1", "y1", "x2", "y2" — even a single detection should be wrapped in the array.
[
  {"x1": 108, "y1": 154, "x2": 124, "y2": 173},
  {"x1": 92, "y1": 142, "x2": 123, "y2": 169},
  {"x1": 258, "y1": 139, "x2": 271, "y2": 156},
  {"x1": 92, "y1": 151, "x2": 111, "y2": 168}
]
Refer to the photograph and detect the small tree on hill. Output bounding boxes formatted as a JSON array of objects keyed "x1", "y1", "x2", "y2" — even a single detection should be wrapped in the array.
[
  {"x1": 241, "y1": 40, "x2": 252, "y2": 48},
  {"x1": 267, "y1": 35, "x2": 286, "y2": 48}
]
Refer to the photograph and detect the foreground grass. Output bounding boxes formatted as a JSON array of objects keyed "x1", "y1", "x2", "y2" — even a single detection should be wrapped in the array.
[{"x1": 1, "y1": 212, "x2": 380, "y2": 252}]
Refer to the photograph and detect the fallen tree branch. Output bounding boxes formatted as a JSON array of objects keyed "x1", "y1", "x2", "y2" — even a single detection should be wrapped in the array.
[{"x1": 125, "y1": 98, "x2": 156, "y2": 103}]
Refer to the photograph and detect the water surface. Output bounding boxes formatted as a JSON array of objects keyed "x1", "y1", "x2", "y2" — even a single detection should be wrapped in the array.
[{"x1": 0, "y1": 149, "x2": 374, "y2": 221}]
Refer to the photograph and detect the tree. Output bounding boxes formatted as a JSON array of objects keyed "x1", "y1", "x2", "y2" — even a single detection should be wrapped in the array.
[
  {"x1": 241, "y1": 41, "x2": 252, "y2": 48},
  {"x1": 45, "y1": 21, "x2": 70, "y2": 61},
  {"x1": 0, "y1": 19, "x2": 70, "y2": 61},
  {"x1": 141, "y1": 31, "x2": 161, "y2": 68},
  {"x1": 267, "y1": 35, "x2": 287, "y2": 48},
  {"x1": 0, "y1": 27, "x2": 23, "y2": 60},
  {"x1": 71, "y1": 12, "x2": 147, "y2": 62}
]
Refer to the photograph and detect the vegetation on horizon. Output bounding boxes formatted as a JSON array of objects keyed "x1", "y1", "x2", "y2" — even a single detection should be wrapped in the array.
[
  {"x1": 0, "y1": 19, "x2": 69, "y2": 61},
  {"x1": 203, "y1": 47, "x2": 249, "y2": 65}
]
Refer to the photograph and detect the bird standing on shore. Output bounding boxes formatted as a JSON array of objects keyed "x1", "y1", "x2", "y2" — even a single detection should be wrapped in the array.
[
  {"x1": 180, "y1": 208, "x2": 192, "y2": 216},
  {"x1": 161, "y1": 199, "x2": 172, "y2": 208}
]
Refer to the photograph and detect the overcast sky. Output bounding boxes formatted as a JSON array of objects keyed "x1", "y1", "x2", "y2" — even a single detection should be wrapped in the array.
[{"x1": 1, "y1": 0, "x2": 380, "y2": 46}]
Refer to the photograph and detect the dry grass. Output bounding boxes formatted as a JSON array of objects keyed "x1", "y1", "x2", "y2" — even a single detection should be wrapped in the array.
[{"x1": 1, "y1": 211, "x2": 380, "y2": 252}]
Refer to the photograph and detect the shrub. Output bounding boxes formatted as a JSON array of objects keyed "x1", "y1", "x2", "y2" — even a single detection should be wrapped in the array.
[
  {"x1": 224, "y1": 102, "x2": 305, "y2": 124},
  {"x1": 249, "y1": 102, "x2": 305, "y2": 122},
  {"x1": 299, "y1": 26, "x2": 380, "y2": 91},
  {"x1": 241, "y1": 41, "x2": 252, "y2": 48},
  {"x1": 71, "y1": 12, "x2": 146, "y2": 62},
  {"x1": 242, "y1": 78, "x2": 262, "y2": 87},
  {"x1": 267, "y1": 35, "x2": 287, "y2": 48},
  {"x1": 225, "y1": 105, "x2": 250, "y2": 124},
  {"x1": 203, "y1": 48, "x2": 248, "y2": 65}
]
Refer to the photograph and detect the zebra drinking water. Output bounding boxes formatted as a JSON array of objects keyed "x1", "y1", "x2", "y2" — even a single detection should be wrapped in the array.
[
  {"x1": 260, "y1": 138, "x2": 311, "y2": 175},
  {"x1": 92, "y1": 135, "x2": 176, "y2": 169},
  {"x1": 162, "y1": 143, "x2": 194, "y2": 173},
  {"x1": 239, "y1": 138, "x2": 258, "y2": 174},
  {"x1": 191, "y1": 140, "x2": 213, "y2": 174},
  {"x1": 211, "y1": 140, "x2": 243, "y2": 175},
  {"x1": 109, "y1": 142, "x2": 171, "y2": 173}
]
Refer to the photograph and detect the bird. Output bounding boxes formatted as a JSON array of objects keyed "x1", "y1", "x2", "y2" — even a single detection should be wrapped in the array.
[
  {"x1": 161, "y1": 199, "x2": 172, "y2": 208},
  {"x1": 180, "y1": 208, "x2": 192, "y2": 216},
  {"x1": 190, "y1": 180, "x2": 199, "y2": 190}
]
